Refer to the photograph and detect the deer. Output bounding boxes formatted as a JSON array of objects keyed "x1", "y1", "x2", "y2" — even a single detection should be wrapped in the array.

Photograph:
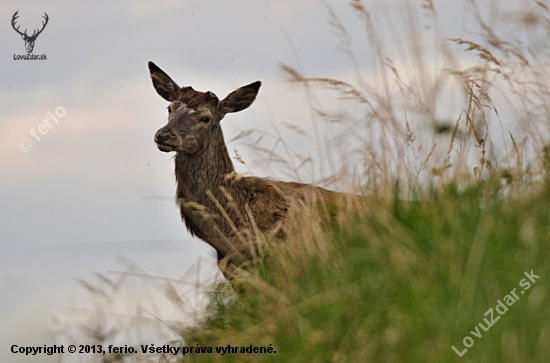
[
  {"x1": 148, "y1": 62, "x2": 354, "y2": 281},
  {"x1": 11, "y1": 11, "x2": 49, "y2": 54}
]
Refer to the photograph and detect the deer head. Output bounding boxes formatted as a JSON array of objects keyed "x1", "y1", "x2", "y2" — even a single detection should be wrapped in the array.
[
  {"x1": 148, "y1": 61, "x2": 261, "y2": 154},
  {"x1": 12, "y1": 11, "x2": 49, "y2": 54}
]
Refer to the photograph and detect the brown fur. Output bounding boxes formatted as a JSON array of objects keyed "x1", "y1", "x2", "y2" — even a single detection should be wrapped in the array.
[{"x1": 148, "y1": 62, "x2": 343, "y2": 278}]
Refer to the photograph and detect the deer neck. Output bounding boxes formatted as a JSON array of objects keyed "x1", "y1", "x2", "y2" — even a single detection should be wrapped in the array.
[{"x1": 174, "y1": 129, "x2": 234, "y2": 203}]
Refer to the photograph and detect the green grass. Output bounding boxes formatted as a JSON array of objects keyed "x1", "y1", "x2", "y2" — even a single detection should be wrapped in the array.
[
  {"x1": 180, "y1": 181, "x2": 550, "y2": 362},
  {"x1": 176, "y1": 0, "x2": 550, "y2": 359}
]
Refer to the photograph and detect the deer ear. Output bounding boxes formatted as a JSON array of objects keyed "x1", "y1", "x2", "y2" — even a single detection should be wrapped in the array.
[
  {"x1": 148, "y1": 62, "x2": 180, "y2": 102},
  {"x1": 219, "y1": 81, "x2": 261, "y2": 114}
]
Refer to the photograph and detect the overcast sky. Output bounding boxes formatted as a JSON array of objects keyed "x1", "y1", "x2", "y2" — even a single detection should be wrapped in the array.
[{"x1": 0, "y1": 0, "x2": 536, "y2": 361}]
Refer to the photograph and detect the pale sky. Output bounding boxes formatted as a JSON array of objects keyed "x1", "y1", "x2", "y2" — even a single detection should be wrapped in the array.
[{"x1": 0, "y1": 0, "x2": 536, "y2": 361}]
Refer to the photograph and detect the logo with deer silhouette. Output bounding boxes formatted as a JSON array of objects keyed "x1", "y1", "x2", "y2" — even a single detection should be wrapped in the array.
[{"x1": 11, "y1": 11, "x2": 49, "y2": 54}]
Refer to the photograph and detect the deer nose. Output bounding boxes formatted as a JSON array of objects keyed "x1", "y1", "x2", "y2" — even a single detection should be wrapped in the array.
[{"x1": 154, "y1": 130, "x2": 174, "y2": 144}]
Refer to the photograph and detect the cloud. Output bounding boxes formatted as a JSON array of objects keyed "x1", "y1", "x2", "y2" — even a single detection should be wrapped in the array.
[
  {"x1": 268, "y1": 0, "x2": 318, "y2": 25},
  {"x1": 126, "y1": 0, "x2": 189, "y2": 19}
]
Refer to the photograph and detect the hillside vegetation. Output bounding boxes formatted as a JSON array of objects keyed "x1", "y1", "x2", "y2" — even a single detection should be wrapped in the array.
[{"x1": 179, "y1": 0, "x2": 550, "y2": 362}]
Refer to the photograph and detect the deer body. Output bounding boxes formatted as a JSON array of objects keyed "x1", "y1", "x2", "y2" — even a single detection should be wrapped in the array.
[{"x1": 148, "y1": 62, "x2": 339, "y2": 276}]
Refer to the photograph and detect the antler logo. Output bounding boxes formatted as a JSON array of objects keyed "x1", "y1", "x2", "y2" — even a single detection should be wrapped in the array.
[{"x1": 11, "y1": 11, "x2": 49, "y2": 54}]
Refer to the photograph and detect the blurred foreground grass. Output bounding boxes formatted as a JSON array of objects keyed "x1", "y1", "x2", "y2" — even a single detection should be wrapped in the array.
[
  {"x1": 178, "y1": 0, "x2": 550, "y2": 361},
  {"x1": 181, "y1": 180, "x2": 550, "y2": 362}
]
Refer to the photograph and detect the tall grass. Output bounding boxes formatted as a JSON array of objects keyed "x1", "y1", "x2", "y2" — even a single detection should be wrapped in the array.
[
  {"x1": 179, "y1": 0, "x2": 550, "y2": 362},
  {"x1": 181, "y1": 183, "x2": 550, "y2": 362},
  {"x1": 234, "y1": 0, "x2": 550, "y2": 197}
]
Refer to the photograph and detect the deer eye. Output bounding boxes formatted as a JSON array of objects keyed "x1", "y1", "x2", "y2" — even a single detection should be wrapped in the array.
[
  {"x1": 167, "y1": 106, "x2": 172, "y2": 114},
  {"x1": 200, "y1": 116, "x2": 212, "y2": 123}
]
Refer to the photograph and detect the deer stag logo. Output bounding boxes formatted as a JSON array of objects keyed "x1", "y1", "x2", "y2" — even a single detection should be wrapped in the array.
[{"x1": 11, "y1": 11, "x2": 49, "y2": 54}]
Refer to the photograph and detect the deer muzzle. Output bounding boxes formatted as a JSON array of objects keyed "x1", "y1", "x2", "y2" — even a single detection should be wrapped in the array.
[{"x1": 154, "y1": 129, "x2": 179, "y2": 152}]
